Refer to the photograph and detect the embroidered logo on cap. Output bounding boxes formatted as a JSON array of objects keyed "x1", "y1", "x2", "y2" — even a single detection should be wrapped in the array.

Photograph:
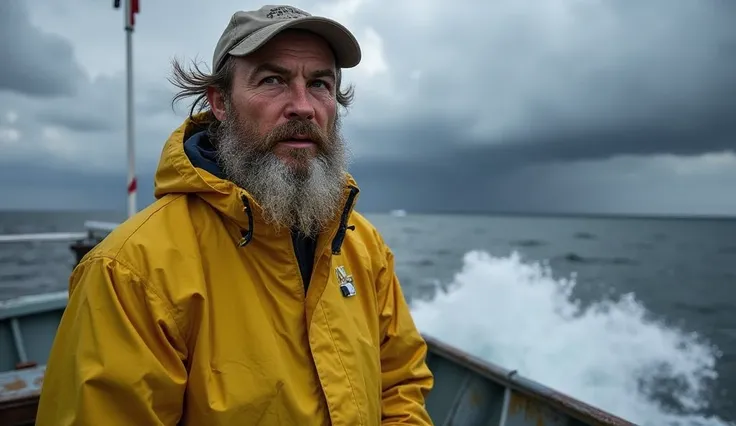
[{"x1": 266, "y1": 6, "x2": 309, "y2": 19}]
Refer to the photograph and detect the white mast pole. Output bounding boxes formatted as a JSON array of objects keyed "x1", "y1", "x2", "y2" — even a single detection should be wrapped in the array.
[{"x1": 124, "y1": 0, "x2": 136, "y2": 218}]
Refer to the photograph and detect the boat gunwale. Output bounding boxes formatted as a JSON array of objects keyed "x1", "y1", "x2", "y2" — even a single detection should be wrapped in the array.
[
  {"x1": 0, "y1": 291, "x2": 68, "y2": 321},
  {"x1": 423, "y1": 332, "x2": 636, "y2": 426}
]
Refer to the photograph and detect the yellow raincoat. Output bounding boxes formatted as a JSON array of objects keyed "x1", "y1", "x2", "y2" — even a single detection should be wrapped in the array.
[{"x1": 35, "y1": 115, "x2": 434, "y2": 425}]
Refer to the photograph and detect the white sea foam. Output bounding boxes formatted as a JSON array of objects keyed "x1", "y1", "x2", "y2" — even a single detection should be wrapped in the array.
[{"x1": 411, "y1": 250, "x2": 734, "y2": 426}]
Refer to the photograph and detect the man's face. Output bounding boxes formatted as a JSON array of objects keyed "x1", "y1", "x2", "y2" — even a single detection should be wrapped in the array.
[
  {"x1": 207, "y1": 30, "x2": 349, "y2": 236},
  {"x1": 214, "y1": 29, "x2": 341, "y2": 172}
]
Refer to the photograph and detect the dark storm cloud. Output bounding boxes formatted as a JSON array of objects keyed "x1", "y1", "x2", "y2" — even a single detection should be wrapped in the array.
[
  {"x1": 0, "y1": 0, "x2": 179, "y2": 140},
  {"x1": 348, "y1": 152, "x2": 736, "y2": 216},
  {"x1": 2, "y1": 0, "x2": 735, "y2": 216},
  {"x1": 36, "y1": 109, "x2": 117, "y2": 133},
  {"x1": 346, "y1": 0, "x2": 736, "y2": 164},
  {"x1": 434, "y1": 108, "x2": 736, "y2": 173},
  {"x1": 32, "y1": 76, "x2": 176, "y2": 134},
  {"x1": 0, "y1": 0, "x2": 183, "y2": 170},
  {"x1": 0, "y1": 162, "x2": 156, "y2": 212},
  {"x1": 0, "y1": 75, "x2": 179, "y2": 173},
  {"x1": 347, "y1": 100, "x2": 736, "y2": 181},
  {"x1": 0, "y1": 0, "x2": 85, "y2": 97}
]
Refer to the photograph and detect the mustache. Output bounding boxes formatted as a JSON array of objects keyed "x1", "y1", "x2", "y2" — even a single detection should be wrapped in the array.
[{"x1": 264, "y1": 119, "x2": 330, "y2": 148}]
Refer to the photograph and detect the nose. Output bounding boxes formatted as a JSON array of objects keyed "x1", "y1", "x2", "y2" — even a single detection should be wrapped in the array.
[{"x1": 284, "y1": 85, "x2": 316, "y2": 121}]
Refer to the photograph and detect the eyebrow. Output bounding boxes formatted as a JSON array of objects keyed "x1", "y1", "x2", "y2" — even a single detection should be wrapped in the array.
[
  {"x1": 311, "y1": 68, "x2": 336, "y2": 81},
  {"x1": 251, "y1": 62, "x2": 336, "y2": 81}
]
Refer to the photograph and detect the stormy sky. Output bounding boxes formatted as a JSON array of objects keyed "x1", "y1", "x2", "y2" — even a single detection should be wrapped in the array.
[{"x1": 1, "y1": 0, "x2": 735, "y2": 215}]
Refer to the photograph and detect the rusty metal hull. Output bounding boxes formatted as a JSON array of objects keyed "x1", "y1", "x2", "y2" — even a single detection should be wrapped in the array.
[{"x1": 0, "y1": 289, "x2": 635, "y2": 426}]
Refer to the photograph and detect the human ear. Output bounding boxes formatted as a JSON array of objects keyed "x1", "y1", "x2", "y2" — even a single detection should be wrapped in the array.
[{"x1": 207, "y1": 86, "x2": 227, "y2": 121}]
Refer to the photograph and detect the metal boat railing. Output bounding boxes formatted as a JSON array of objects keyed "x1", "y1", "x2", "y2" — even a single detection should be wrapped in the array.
[{"x1": 0, "y1": 221, "x2": 119, "y2": 245}]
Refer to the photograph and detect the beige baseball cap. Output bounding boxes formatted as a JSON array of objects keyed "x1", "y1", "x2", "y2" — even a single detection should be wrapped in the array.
[{"x1": 212, "y1": 5, "x2": 362, "y2": 72}]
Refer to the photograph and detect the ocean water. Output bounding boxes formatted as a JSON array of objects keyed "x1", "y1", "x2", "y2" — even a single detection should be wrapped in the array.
[{"x1": 1, "y1": 210, "x2": 735, "y2": 425}]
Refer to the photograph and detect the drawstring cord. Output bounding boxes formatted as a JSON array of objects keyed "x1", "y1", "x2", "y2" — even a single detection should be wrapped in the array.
[
  {"x1": 331, "y1": 185, "x2": 359, "y2": 255},
  {"x1": 237, "y1": 185, "x2": 359, "y2": 254},
  {"x1": 238, "y1": 194, "x2": 254, "y2": 247}
]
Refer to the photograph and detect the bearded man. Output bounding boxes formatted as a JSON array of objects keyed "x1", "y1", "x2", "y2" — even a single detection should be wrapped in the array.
[{"x1": 36, "y1": 4, "x2": 434, "y2": 426}]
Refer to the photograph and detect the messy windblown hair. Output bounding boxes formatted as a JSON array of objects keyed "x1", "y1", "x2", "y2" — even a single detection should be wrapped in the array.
[{"x1": 168, "y1": 54, "x2": 355, "y2": 127}]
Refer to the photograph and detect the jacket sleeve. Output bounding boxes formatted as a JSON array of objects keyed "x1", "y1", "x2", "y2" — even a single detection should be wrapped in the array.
[
  {"x1": 376, "y1": 244, "x2": 434, "y2": 425},
  {"x1": 35, "y1": 255, "x2": 188, "y2": 426}
]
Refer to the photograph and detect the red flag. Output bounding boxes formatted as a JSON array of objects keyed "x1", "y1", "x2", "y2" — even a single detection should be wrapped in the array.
[
  {"x1": 115, "y1": 0, "x2": 139, "y2": 28},
  {"x1": 130, "y1": 0, "x2": 139, "y2": 27}
]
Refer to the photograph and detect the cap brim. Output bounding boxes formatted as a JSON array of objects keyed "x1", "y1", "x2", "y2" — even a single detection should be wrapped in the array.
[{"x1": 227, "y1": 17, "x2": 362, "y2": 69}]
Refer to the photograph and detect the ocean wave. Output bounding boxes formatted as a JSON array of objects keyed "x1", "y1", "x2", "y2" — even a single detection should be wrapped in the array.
[{"x1": 411, "y1": 250, "x2": 732, "y2": 426}]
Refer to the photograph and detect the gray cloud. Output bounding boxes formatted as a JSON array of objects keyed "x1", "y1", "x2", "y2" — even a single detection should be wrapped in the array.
[
  {"x1": 0, "y1": 161, "x2": 157, "y2": 212},
  {"x1": 436, "y1": 111, "x2": 736, "y2": 173},
  {"x1": 0, "y1": 0, "x2": 183, "y2": 170},
  {"x1": 0, "y1": 79, "x2": 178, "y2": 174},
  {"x1": 343, "y1": 0, "x2": 736, "y2": 164},
  {"x1": 348, "y1": 152, "x2": 736, "y2": 215},
  {"x1": 0, "y1": 0, "x2": 85, "y2": 97},
  {"x1": 33, "y1": 75, "x2": 178, "y2": 134},
  {"x1": 1, "y1": 0, "x2": 735, "y2": 216}
]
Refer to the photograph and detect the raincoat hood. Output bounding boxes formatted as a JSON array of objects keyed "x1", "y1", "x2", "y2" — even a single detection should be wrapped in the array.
[{"x1": 153, "y1": 113, "x2": 360, "y2": 251}]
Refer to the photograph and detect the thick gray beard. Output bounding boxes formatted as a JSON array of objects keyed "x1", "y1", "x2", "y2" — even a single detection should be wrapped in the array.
[{"x1": 214, "y1": 113, "x2": 349, "y2": 237}]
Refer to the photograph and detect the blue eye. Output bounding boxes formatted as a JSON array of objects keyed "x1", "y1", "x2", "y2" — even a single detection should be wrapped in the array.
[
  {"x1": 311, "y1": 79, "x2": 330, "y2": 89},
  {"x1": 261, "y1": 76, "x2": 282, "y2": 85}
]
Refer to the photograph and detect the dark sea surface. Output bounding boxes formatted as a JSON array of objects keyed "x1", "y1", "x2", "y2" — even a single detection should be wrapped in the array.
[{"x1": 1, "y1": 210, "x2": 734, "y2": 425}]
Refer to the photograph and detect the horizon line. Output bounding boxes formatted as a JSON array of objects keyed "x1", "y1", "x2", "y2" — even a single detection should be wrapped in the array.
[{"x1": 0, "y1": 208, "x2": 733, "y2": 222}]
